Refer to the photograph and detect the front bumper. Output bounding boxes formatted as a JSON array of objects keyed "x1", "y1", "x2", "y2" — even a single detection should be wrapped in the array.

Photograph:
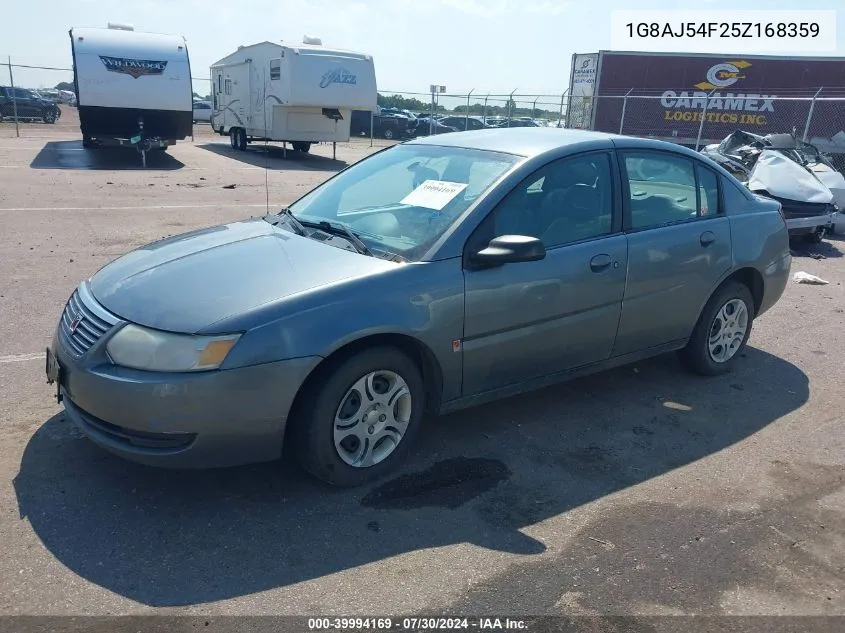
[
  {"x1": 785, "y1": 211, "x2": 836, "y2": 232},
  {"x1": 48, "y1": 291, "x2": 321, "y2": 468}
]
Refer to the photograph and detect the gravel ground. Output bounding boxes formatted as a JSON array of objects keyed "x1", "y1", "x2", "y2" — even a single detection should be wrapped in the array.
[{"x1": 0, "y1": 109, "x2": 843, "y2": 628}]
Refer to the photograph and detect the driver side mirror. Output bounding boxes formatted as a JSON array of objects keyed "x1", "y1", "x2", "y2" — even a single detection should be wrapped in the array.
[{"x1": 470, "y1": 234, "x2": 546, "y2": 266}]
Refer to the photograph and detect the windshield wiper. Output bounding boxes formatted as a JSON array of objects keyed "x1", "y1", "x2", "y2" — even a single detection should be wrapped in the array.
[
  {"x1": 293, "y1": 217, "x2": 374, "y2": 257},
  {"x1": 266, "y1": 207, "x2": 307, "y2": 236},
  {"x1": 278, "y1": 207, "x2": 307, "y2": 235}
]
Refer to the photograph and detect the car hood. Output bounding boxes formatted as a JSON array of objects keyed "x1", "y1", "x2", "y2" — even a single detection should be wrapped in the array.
[
  {"x1": 747, "y1": 150, "x2": 834, "y2": 204},
  {"x1": 808, "y1": 163, "x2": 845, "y2": 209},
  {"x1": 89, "y1": 218, "x2": 398, "y2": 333}
]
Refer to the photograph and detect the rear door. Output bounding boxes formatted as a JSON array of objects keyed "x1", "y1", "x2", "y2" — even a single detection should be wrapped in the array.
[
  {"x1": 612, "y1": 149, "x2": 733, "y2": 356},
  {"x1": 13, "y1": 88, "x2": 37, "y2": 117}
]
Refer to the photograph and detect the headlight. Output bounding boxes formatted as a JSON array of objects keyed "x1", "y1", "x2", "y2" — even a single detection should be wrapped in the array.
[{"x1": 106, "y1": 324, "x2": 241, "y2": 372}]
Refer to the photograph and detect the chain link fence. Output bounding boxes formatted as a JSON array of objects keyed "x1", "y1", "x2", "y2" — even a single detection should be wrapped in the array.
[
  {"x1": 586, "y1": 93, "x2": 845, "y2": 161},
  {"x1": 1, "y1": 59, "x2": 572, "y2": 146},
  {"x1": 8, "y1": 57, "x2": 844, "y2": 171}
]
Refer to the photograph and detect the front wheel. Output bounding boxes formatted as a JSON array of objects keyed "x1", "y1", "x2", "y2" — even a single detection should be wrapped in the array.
[
  {"x1": 382, "y1": 128, "x2": 394, "y2": 140},
  {"x1": 804, "y1": 227, "x2": 826, "y2": 243},
  {"x1": 291, "y1": 347, "x2": 425, "y2": 487},
  {"x1": 680, "y1": 281, "x2": 755, "y2": 376},
  {"x1": 43, "y1": 109, "x2": 57, "y2": 124}
]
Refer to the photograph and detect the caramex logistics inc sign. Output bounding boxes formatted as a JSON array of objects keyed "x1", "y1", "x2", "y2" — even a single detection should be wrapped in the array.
[
  {"x1": 588, "y1": 52, "x2": 845, "y2": 143},
  {"x1": 660, "y1": 60, "x2": 774, "y2": 126}
]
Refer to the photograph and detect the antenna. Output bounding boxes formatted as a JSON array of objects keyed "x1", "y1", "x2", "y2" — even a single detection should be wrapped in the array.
[{"x1": 263, "y1": 68, "x2": 270, "y2": 214}]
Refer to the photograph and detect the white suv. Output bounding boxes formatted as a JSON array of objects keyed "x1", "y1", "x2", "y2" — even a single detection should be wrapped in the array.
[{"x1": 192, "y1": 100, "x2": 212, "y2": 123}]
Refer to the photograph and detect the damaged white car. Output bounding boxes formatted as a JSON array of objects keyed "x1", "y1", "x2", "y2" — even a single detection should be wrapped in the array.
[{"x1": 701, "y1": 131, "x2": 844, "y2": 241}]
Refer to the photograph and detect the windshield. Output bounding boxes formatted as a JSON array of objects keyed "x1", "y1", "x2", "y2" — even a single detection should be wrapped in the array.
[{"x1": 286, "y1": 143, "x2": 521, "y2": 261}]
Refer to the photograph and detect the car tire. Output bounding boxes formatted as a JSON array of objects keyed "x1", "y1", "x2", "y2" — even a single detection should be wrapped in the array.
[
  {"x1": 804, "y1": 227, "x2": 825, "y2": 243},
  {"x1": 292, "y1": 346, "x2": 425, "y2": 488},
  {"x1": 42, "y1": 109, "x2": 57, "y2": 124},
  {"x1": 236, "y1": 128, "x2": 247, "y2": 151},
  {"x1": 383, "y1": 128, "x2": 394, "y2": 140},
  {"x1": 680, "y1": 281, "x2": 755, "y2": 377}
]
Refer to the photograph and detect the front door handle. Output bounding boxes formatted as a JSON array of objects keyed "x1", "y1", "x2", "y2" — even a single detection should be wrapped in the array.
[
  {"x1": 700, "y1": 231, "x2": 716, "y2": 247},
  {"x1": 590, "y1": 253, "x2": 612, "y2": 273}
]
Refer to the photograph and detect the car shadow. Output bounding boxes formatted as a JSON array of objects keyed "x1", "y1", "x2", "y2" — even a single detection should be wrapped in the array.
[
  {"x1": 14, "y1": 347, "x2": 808, "y2": 607},
  {"x1": 789, "y1": 237, "x2": 843, "y2": 259},
  {"x1": 197, "y1": 142, "x2": 348, "y2": 172},
  {"x1": 30, "y1": 140, "x2": 185, "y2": 171}
]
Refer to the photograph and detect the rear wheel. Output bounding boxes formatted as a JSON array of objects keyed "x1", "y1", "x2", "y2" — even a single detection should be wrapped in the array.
[
  {"x1": 291, "y1": 347, "x2": 425, "y2": 488},
  {"x1": 42, "y1": 109, "x2": 57, "y2": 124},
  {"x1": 383, "y1": 128, "x2": 394, "y2": 140},
  {"x1": 680, "y1": 281, "x2": 755, "y2": 376}
]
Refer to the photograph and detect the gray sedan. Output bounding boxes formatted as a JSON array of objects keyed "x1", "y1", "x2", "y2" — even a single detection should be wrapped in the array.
[{"x1": 45, "y1": 128, "x2": 792, "y2": 487}]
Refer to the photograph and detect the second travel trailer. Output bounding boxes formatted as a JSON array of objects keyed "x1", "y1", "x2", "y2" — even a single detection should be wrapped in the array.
[
  {"x1": 210, "y1": 37, "x2": 377, "y2": 153},
  {"x1": 68, "y1": 23, "x2": 193, "y2": 164}
]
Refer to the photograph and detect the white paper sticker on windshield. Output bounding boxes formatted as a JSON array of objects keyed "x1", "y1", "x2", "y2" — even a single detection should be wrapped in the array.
[{"x1": 400, "y1": 180, "x2": 468, "y2": 211}]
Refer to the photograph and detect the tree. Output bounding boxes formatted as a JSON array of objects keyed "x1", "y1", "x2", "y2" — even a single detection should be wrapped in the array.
[
  {"x1": 54, "y1": 81, "x2": 74, "y2": 92},
  {"x1": 377, "y1": 93, "x2": 445, "y2": 113}
]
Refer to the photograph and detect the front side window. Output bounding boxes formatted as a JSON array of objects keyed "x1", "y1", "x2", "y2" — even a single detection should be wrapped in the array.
[
  {"x1": 491, "y1": 152, "x2": 614, "y2": 248},
  {"x1": 623, "y1": 152, "x2": 699, "y2": 229},
  {"x1": 286, "y1": 144, "x2": 520, "y2": 261}
]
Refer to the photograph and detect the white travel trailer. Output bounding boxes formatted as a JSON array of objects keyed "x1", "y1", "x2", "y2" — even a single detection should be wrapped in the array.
[
  {"x1": 68, "y1": 23, "x2": 193, "y2": 160},
  {"x1": 210, "y1": 37, "x2": 377, "y2": 153}
]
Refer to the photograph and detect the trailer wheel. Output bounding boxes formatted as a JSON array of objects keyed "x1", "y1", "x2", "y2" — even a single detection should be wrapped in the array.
[
  {"x1": 237, "y1": 128, "x2": 247, "y2": 151},
  {"x1": 293, "y1": 142, "x2": 311, "y2": 153},
  {"x1": 229, "y1": 130, "x2": 237, "y2": 149}
]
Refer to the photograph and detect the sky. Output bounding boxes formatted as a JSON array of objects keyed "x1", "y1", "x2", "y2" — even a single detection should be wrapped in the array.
[{"x1": 2, "y1": 0, "x2": 844, "y2": 109}]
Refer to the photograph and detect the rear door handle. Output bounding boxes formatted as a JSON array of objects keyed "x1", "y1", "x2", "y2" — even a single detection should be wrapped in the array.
[
  {"x1": 590, "y1": 253, "x2": 612, "y2": 273},
  {"x1": 700, "y1": 231, "x2": 716, "y2": 247}
]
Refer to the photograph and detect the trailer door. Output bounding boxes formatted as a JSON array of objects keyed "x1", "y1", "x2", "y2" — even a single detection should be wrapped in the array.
[{"x1": 217, "y1": 63, "x2": 250, "y2": 131}]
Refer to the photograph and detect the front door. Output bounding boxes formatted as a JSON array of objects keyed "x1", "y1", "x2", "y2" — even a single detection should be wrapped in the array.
[
  {"x1": 612, "y1": 149, "x2": 733, "y2": 356},
  {"x1": 462, "y1": 150, "x2": 628, "y2": 396}
]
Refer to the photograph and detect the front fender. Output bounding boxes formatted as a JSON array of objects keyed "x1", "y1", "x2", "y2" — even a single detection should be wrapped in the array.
[{"x1": 219, "y1": 259, "x2": 467, "y2": 402}]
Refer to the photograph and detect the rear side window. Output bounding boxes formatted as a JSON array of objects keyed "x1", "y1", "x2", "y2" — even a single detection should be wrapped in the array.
[
  {"x1": 721, "y1": 176, "x2": 754, "y2": 213},
  {"x1": 696, "y1": 165, "x2": 721, "y2": 216}
]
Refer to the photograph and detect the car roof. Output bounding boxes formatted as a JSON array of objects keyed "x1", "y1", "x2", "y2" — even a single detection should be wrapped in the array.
[
  {"x1": 404, "y1": 127, "x2": 718, "y2": 161},
  {"x1": 404, "y1": 127, "x2": 620, "y2": 157}
]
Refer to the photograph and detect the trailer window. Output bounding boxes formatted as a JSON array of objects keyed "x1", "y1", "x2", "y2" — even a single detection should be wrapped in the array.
[
  {"x1": 270, "y1": 60, "x2": 281, "y2": 81},
  {"x1": 224, "y1": 79, "x2": 232, "y2": 95},
  {"x1": 217, "y1": 74, "x2": 222, "y2": 94}
]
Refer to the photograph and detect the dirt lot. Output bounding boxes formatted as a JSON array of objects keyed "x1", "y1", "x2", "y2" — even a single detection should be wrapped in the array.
[{"x1": 1, "y1": 108, "x2": 844, "y2": 625}]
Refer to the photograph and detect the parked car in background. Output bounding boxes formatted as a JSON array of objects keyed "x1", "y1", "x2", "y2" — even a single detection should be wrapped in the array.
[
  {"x1": 350, "y1": 107, "x2": 414, "y2": 140},
  {"x1": 46, "y1": 128, "x2": 791, "y2": 488},
  {"x1": 413, "y1": 116, "x2": 459, "y2": 136},
  {"x1": 438, "y1": 115, "x2": 491, "y2": 132},
  {"x1": 0, "y1": 86, "x2": 61, "y2": 123},
  {"x1": 192, "y1": 100, "x2": 213, "y2": 123},
  {"x1": 701, "y1": 130, "x2": 841, "y2": 242}
]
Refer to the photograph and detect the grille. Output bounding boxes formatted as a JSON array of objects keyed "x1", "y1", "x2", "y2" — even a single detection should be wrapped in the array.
[
  {"x1": 59, "y1": 283, "x2": 120, "y2": 356},
  {"x1": 771, "y1": 196, "x2": 836, "y2": 220}
]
